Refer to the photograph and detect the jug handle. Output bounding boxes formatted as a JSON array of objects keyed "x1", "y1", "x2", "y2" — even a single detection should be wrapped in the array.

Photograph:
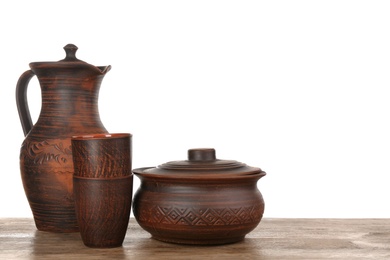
[{"x1": 16, "y1": 70, "x2": 35, "y2": 136}]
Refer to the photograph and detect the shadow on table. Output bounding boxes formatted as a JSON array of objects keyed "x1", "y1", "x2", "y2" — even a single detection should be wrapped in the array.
[
  {"x1": 32, "y1": 230, "x2": 128, "y2": 259},
  {"x1": 126, "y1": 236, "x2": 266, "y2": 259}
]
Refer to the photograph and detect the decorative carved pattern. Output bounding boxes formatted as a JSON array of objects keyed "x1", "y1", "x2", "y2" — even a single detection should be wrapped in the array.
[
  {"x1": 138, "y1": 205, "x2": 263, "y2": 226},
  {"x1": 21, "y1": 140, "x2": 72, "y2": 165}
]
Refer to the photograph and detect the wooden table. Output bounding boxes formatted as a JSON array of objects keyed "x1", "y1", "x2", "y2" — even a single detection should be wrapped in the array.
[{"x1": 1, "y1": 218, "x2": 390, "y2": 259}]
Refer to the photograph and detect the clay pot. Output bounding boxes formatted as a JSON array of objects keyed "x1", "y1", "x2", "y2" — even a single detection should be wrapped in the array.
[
  {"x1": 16, "y1": 44, "x2": 110, "y2": 232},
  {"x1": 132, "y1": 148, "x2": 266, "y2": 245}
]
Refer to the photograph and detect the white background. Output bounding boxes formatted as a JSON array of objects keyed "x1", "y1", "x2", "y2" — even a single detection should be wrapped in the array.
[{"x1": 1, "y1": 0, "x2": 390, "y2": 218}]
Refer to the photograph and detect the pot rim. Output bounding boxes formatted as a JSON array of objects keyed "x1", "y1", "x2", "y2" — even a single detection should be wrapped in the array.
[
  {"x1": 132, "y1": 167, "x2": 266, "y2": 181},
  {"x1": 73, "y1": 174, "x2": 133, "y2": 180}
]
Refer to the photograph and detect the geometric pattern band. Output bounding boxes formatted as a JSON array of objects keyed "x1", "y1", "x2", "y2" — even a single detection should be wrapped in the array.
[{"x1": 138, "y1": 205, "x2": 263, "y2": 226}]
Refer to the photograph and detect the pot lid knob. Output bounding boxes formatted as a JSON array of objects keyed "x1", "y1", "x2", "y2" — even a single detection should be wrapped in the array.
[
  {"x1": 62, "y1": 43, "x2": 79, "y2": 61},
  {"x1": 188, "y1": 148, "x2": 216, "y2": 161}
]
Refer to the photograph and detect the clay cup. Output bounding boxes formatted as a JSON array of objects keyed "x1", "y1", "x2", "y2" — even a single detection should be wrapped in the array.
[{"x1": 71, "y1": 133, "x2": 133, "y2": 248}]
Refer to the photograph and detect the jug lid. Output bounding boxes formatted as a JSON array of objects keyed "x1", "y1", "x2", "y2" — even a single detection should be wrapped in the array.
[
  {"x1": 29, "y1": 44, "x2": 111, "y2": 74},
  {"x1": 133, "y1": 148, "x2": 266, "y2": 180}
]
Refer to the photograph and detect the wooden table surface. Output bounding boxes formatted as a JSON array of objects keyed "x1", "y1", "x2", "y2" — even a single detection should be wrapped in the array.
[{"x1": 1, "y1": 218, "x2": 390, "y2": 259}]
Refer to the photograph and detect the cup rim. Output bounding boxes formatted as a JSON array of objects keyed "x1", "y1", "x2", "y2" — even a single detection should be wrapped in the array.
[
  {"x1": 73, "y1": 174, "x2": 133, "y2": 180},
  {"x1": 71, "y1": 133, "x2": 132, "y2": 140}
]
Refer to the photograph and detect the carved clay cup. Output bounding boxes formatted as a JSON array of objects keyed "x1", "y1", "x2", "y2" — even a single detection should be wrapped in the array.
[
  {"x1": 71, "y1": 133, "x2": 133, "y2": 247},
  {"x1": 71, "y1": 133, "x2": 132, "y2": 178},
  {"x1": 73, "y1": 175, "x2": 133, "y2": 248},
  {"x1": 132, "y1": 148, "x2": 266, "y2": 245}
]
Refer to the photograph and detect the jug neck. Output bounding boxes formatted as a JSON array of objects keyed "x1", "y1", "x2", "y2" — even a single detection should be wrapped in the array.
[{"x1": 28, "y1": 76, "x2": 107, "y2": 138}]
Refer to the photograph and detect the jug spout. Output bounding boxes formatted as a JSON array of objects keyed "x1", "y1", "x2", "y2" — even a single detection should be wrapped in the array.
[{"x1": 97, "y1": 65, "x2": 111, "y2": 75}]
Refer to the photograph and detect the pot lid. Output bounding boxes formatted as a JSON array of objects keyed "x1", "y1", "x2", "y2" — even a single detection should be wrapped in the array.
[
  {"x1": 29, "y1": 44, "x2": 111, "y2": 74},
  {"x1": 133, "y1": 148, "x2": 266, "y2": 179}
]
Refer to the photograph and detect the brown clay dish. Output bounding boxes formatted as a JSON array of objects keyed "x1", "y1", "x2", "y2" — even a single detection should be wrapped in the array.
[{"x1": 132, "y1": 148, "x2": 266, "y2": 245}]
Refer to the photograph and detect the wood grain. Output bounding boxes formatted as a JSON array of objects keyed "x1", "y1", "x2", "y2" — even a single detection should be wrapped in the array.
[{"x1": 1, "y1": 218, "x2": 390, "y2": 259}]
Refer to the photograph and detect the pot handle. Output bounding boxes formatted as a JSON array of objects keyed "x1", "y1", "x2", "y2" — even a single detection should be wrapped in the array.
[{"x1": 16, "y1": 70, "x2": 35, "y2": 136}]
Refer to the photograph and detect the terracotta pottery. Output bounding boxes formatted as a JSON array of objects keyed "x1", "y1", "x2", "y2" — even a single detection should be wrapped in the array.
[
  {"x1": 132, "y1": 148, "x2": 266, "y2": 245},
  {"x1": 71, "y1": 133, "x2": 133, "y2": 248},
  {"x1": 71, "y1": 133, "x2": 132, "y2": 178},
  {"x1": 16, "y1": 44, "x2": 110, "y2": 232},
  {"x1": 73, "y1": 176, "x2": 133, "y2": 248}
]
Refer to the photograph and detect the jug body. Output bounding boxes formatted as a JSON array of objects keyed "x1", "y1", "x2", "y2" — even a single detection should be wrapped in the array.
[{"x1": 16, "y1": 44, "x2": 109, "y2": 232}]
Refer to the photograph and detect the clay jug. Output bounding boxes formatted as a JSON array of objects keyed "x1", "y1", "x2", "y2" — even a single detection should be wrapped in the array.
[{"x1": 16, "y1": 44, "x2": 110, "y2": 232}]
